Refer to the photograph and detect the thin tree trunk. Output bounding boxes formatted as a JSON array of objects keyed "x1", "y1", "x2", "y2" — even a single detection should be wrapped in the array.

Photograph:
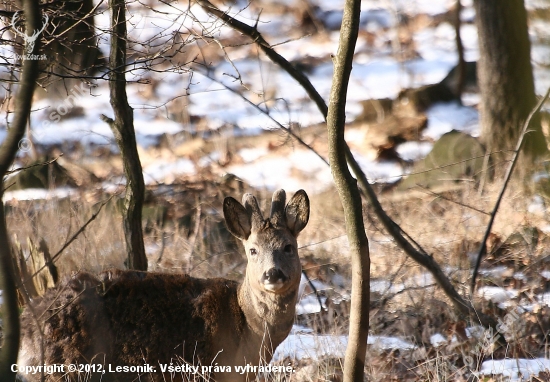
[
  {"x1": 196, "y1": 0, "x2": 499, "y2": 335},
  {"x1": 326, "y1": 0, "x2": 370, "y2": 380},
  {"x1": 103, "y1": 0, "x2": 147, "y2": 271},
  {"x1": 454, "y1": 0, "x2": 466, "y2": 100},
  {"x1": 0, "y1": 0, "x2": 41, "y2": 379}
]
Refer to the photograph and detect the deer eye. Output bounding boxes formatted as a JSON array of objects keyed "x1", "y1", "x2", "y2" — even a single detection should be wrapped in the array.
[
  {"x1": 284, "y1": 244, "x2": 293, "y2": 253},
  {"x1": 250, "y1": 248, "x2": 258, "y2": 256}
]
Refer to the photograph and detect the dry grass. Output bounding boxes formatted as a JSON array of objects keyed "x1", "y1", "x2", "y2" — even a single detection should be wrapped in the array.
[
  {"x1": 7, "y1": 196, "x2": 126, "y2": 275},
  {"x1": 5, "y1": 171, "x2": 550, "y2": 381}
]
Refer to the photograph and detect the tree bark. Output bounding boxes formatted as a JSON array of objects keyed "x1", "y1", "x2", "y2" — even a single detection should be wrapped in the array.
[
  {"x1": 326, "y1": 0, "x2": 370, "y2": 381},
  {"x1": 454, "y1": 0, "x2": 466, "y2": 99},
  {"x1": 0, "y1": 0, "x2": 41, "y2": 379},
  {"x1": 475, "y1": 0, "x2": 547, "y2": 164},
  {"x1": 105, "y1": 0, "x2": 147, "y2": 271},
  {"x1": 40, "y1": 0, "x2": 102, "y2": 100}
]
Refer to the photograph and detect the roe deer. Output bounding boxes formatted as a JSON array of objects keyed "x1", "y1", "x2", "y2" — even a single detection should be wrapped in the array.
[{"x1": 17, "y1": 189, "x2": 309, "y2": 382}]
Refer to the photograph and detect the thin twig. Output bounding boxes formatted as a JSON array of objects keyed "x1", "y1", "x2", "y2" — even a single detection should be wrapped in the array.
[
  {"x1": 395, "y1": 150, "x2": 511, "y2": 181},
  {"x1": 4, "y1": 154, "x2": 63, "y2": 176},
  {"x1": 198, "y1": 0, "x2": 500, "y2": 331},
  {"x1": 299, "y1": 234, "x2": 347, "y2": 249},
  {"x1": 301, "y1": 270, "x2": 327, "y2": 313},
  {"x1": 196, "y1": 70, "x2": 329, "y2": 166},
  {"x1": 415, "y1": 185, "x2": 490, "y2": 216},
  {"x1": 50, "y1": 0, "x2": 104, "y2": 40},
  {"x1": 25, "y1": 195, "x2": 114, "y2": 283},
  {"x1": 470, "y1": 87, "x2": 550, "y2": 294}
]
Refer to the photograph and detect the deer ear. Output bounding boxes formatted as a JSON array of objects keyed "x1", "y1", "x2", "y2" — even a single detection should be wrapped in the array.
[
  {"x1": 223, "y1": 197, "x2": 251, "y2": 240},
  {"x1": 285, "y1": 190, "x2": 309, "y2": 236}
]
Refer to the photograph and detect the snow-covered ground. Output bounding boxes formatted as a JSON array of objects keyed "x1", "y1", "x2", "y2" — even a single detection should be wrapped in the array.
[
  {"x1": 2, "y1": 0, "x2": 550, "y2": 379},
  {"x1": 273, "y1": 328, "x2": 416, "y2": 362},
  {"x1": 478, "y1": 358, "x2": 550, "y2": 382},
  {"x1": 5, "y1": 0, "x2": 549, "y2": 196}
]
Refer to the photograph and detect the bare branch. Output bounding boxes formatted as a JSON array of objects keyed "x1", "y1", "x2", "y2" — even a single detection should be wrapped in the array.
[
  {"x1": 24, "y1": 195, "x2": 113, "y2": 283},
  {"x1": 195, "y1": 0, "x2": 328, "y2": 117},
  {"x1": 196, "y1": 0, "x2": 500, "y2": 332},
  {"x1": 471, "y1": 87, "x2": 550, "y2": 293},
  {"x1": 4, "y1": 154, "x2": 62, "y2": 177}
]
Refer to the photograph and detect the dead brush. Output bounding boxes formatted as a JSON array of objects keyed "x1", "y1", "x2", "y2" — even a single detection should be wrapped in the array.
[
  {"x1": 6, "y1": 170, "x2": 550, "y2": 381},
  {"x1": 145, "y1": 195, "x2": 246, "y2": 279},
  {"x1": 267, "y1": 357, "x2": 344, "y2": 382},
  {"x1": 6, "y1": 196, "x2": 126, "y2": 277}
]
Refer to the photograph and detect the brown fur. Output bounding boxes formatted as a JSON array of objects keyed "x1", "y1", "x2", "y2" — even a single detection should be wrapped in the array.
[
  {"x1": 20, "y1": 270, "x2": 246, "y2": 381},
  {"x1": 18, "y1": 190, "x2": 310, "y2": 382}
]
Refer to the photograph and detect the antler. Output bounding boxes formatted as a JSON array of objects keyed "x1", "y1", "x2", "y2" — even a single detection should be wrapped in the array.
[
  {"x1": 10, "y1": 11, "x2": 48, "y2": 54},
  {"x1": 10, "y1": 11, "x2": 26, "y2": 38},
  {"x1": 31, "y1": 13, "x2": 48, "y2": 39},
  {"x1": 242, "y1": 193, "x2": 264, "y2": 231},
  {"x1": 269, "y1": 189, "x2": 286, "y2": 227}
]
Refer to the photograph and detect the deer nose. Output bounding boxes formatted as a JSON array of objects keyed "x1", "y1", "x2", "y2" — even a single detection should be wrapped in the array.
[{"x1": 262, "y1": 268, "x2": 287, "y2": 284}]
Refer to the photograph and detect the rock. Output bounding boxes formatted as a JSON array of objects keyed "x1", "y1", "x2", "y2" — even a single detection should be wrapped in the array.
[{"x1": 398, "y1": 130, "x2": 486, "y2": 191}]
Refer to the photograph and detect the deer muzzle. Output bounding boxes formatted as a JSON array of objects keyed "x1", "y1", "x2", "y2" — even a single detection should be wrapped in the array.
[{"x1": 261, "y1": 268, "x2": 288, "y2": 292}]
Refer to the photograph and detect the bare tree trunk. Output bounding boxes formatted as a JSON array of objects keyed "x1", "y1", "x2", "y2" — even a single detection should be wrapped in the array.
[
  {"x1": 193, "y1": 3, "x2": 509, "y2": 363},
  {"x1": 326, "y1": 0, "x2": 370, "y2": 380},
  {"x1": 102, "y1": 0, "x2": 147, "y2": 271},
  {"x1": 475, "y1": 0, "x2": 547, "y2": 165},
  {"x1": 0, "y1": 0, "x2": 41, "y2": 379},
  {"x1": 454, "y1": 0, "x2": 466, "y2": 100},
  {"x1": 40, "y1": 0, "x2": 102, "y2": 100},
  {"x1": 196, "y1": 0, "x2": 501, "y2": 335}
]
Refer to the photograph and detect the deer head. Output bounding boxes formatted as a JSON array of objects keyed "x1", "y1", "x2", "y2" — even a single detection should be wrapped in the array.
[{"x1": 224, "y1": 189, "x2": 309, "y2": 296}]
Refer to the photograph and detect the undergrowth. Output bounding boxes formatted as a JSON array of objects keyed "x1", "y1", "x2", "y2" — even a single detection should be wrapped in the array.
[{"x1": 4, "y1": 176, "x2": 550, "y2": 381}]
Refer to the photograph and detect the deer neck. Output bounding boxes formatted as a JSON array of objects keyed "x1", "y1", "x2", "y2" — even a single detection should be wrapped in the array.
[{"x1": 237, "y1": 276, "x2": 298, "y2": 346}]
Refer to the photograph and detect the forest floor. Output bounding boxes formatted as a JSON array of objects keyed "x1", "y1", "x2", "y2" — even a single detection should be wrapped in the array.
[{"x1": 2, "y1": 0, "x2": 550, "y2": 380}]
